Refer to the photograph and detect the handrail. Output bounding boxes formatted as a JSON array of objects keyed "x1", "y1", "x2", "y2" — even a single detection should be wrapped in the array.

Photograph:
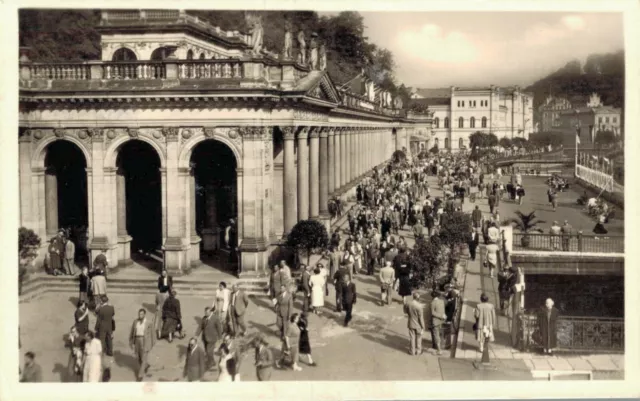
[{"x1": 512, "y1": 232, "x2": 624, "y2": 254}]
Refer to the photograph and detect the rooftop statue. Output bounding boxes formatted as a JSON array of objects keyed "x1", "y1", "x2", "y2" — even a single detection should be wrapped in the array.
[
  {"x1": 283, "y1": 21, "x2": 293, "y2": 60},
  {"x1": 308, "y1": 33, "x2": 318, "y2": 70},
  {"x1": 297, "y1": 31, "x2": 306, "y2": 65},
  {"x1": 246, "y1": 13, "x2": 264, "y2": 55},
  {"x1": 319, "y1": 43, "x2": 327, "y2": 71}
]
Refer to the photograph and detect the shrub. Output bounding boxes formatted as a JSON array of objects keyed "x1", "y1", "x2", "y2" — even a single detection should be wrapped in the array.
[
  {"x1": 286, "y1": 219, "x2": 329, "y2": 266},
  {"x1": 391, "y1": 150, "x2": 407, "y2": 164}
]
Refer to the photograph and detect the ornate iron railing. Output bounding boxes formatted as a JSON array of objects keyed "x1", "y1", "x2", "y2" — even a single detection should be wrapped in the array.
[
  {"x1": 512, "y1": 232, "x2": 624, "y2": 253},
  {"x1": 518, "y1": 313, "x2": 624, "y2": 352}
]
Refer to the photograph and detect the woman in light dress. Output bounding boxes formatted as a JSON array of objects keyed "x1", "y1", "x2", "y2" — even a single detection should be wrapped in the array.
[
  {"x1": 474, "y1": 293, "x2": 497, "y2": 354},
  {"x1": 82, "y1": 330, "x2": 103, "y2": 382},
  {"x1": 309, "y1": 267, "x2": 326, "y2": 314},
  {"x1": 213, "y1": 281, "x2": 231, "y2": 330},
  {"x1": 217, "y1": 344, "x2": 237, "y2": 382}
]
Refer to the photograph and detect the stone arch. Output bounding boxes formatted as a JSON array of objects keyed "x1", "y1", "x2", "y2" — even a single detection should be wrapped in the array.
[
  {"x1": 104, "y1": 136, "x2": 166, "y2": 169},
  {"x1": 107, "y1": 46, "x2": 141, "y2": 61},
  {"x1": 32, "y1": 136, "x2": 92, "y2": 169},
  {"x1": 179, "y1": 133, "x2": 241, "y2": 169}
]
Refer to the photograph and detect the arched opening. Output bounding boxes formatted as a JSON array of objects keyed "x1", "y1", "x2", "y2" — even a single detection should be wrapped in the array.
[
  {"x1": 190, "y1": 140, "x2": 238, "y2": 271},
  {"x1": 199, "y1": 53, "x2": 206, "y2": 60},
  {"x1": 458, "y1": 117, "x2": 464, "y2": 128},
  {"x1": 116, "y1": 140, "x2": 162, "y2": 269},
  {"x1": 186, "y1": 49, "x2": 194, "y2": 60},
  {"x1": 470, "y1": 117, "x2": 476, "y2": 128},
  {"x1": 44, "y1": 140, "x2": 89, "y2": 265},
  {"x1": 445, "y1": 137, "x2": 450, "y2": 149},
  {"x1": 434, "y1": 117, "x2": 440, "y2": 128},
  {"x1": 150, "y1": 46, "x2": 173, "y2": 61},
  {"x1": 459, "y1": 138, "x2": 464, "y2": 149},
  {"x1": 482, "y1": 117, "x2": 488, "y2": 128},
  {"x1": 112, "y1": 48, "x2": 137, "y2": 61},
  {"x1": 444, "y1": 117, "x2": 449, "y2": 129}
]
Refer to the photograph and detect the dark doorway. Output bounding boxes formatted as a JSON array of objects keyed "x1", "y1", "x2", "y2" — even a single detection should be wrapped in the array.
[
  {"x1": 44, "y1": 140, "x2": 89, "y2": 263},
  {"x1": 117, "y1": 141, "x2": 162, "y2": 261},
  {"x1": 191, "y1": 140, "x2": 237, "y2": 269}
]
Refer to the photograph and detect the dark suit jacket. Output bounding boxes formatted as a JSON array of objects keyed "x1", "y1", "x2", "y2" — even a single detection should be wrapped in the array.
[
  {"x1": 196, "y1": 315, "x2": 222, "y2": 345},
  {"x1": 301, "y1": 270, "x2": 311, "y2": 295},
  {"x1": 255, "y1": 345, "x2": 273, "y2": 369},
  {"x1": 184, "y1": 345, "x2": 206, "y2": 381},
  {"x1": 230, "y1": 290, "x2": 249, "y2": 316},
  {"x1": 276, "y1": 292, "x2": 293, "y2": 318},
  {"x1": 340, "y1": 282, "x2": 357, "y2": 305},
  {"x1": 157, "y1": 276, "x2": 173, "y2": 293},
  {"x1": 95, "y1": 304, "x2": 115, "y2": 334},
  {"x1": 468, "y1": 232, "x2": 480, "y2": 248}
]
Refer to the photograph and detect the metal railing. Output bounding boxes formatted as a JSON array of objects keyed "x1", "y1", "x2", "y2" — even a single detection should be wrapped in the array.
[
  {"x1": 518, "y1": 314, "x2": 624, "y2": 352},
  {"x1": 576, "y1": 164, "x2": 615, "y2": 192},
  {"x1": 512, "y1": 232, "x2": 624, "y2": 253}
]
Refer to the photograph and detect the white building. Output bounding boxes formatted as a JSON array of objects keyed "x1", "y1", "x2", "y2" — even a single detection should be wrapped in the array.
[{"x1": 409, "y1": 86, "x2": 534, "y2": 152}]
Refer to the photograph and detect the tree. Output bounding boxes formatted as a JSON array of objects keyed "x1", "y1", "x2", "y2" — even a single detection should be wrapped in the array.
[
  {"x1": 19, "y1": 227, "x2": 41, "y2": 295},
  {"x1": 391, "y1": 150, "x2": 406, "y2": 164},
  {"x1": 469, "y1": 131, "x2": 488, "y2": 149},
  {"x1": 286, "y1": 220, "x2": 329, "y2": 266},
  {"x1": 529, "y1": 131, "x2": 562, "y2": 148},
  {"x1": 408, "y1": 236, "x2": 445, "y2": 290},
  {"x1": 504, "y1": 211, "x2": 545, "y2": 248},
  {"x1": 512, "y1": 137, "x2": 528, "y2": 149},
  {"x1": 438, "y1": 211, "x2": 472, "y2": 266},
  {"x1": 486, "y1": 133, "x2": 499, "y2": 148},
  {"x1": 499, "y1": 137, "x2": 513, "y2": 149},
  {"x1": 595, "y1": 130, "x2": 616, "y2": 147},
  {"x1": 429, "y1": 145, "x2": 439, "y2": 154}
]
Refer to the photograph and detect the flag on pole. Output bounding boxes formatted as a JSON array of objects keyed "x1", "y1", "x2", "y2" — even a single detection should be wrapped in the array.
[{"x1": 603, "y1": 157, "x2": 610, "y2": 164}]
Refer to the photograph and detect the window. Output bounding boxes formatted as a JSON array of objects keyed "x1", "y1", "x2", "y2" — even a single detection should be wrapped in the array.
[
  {"x1": 458, "y1": 117, "x2": 464, "y2": 128},
  {"x1": 613, "y1": 117, "x2": 617, "y2": 123},
  {"x1": 481, "y1": 117, "x2": 487, "y2": 128},
  {"x1": 444, "y1": 117, "x2": 449, "y2": 128},
  {"x1": 434, "y1": 117, "x2": 440, "y2": 128},
  {"x1": 470, "y1": 117, "x2": 476, "y2": 128},
  {"x1": 445, "y1": 138, "x2": 450, "y2": 149},
  {"x1": 435, "y1": 137, "x2": 439, "y2": 146},
  {"x1": 151, "y1": 46, "x2": 172, "y2": 61},
  {"x1": 598, "y1": 117, "x2": 603, "y2": 123},
  {"x1": 605, "y1": 117, "x2": 610, "y2": 123},
  {"x1": 459, "y1": 138, "x2": 464, "y2": 149},
  {"x1": 112, "y1": 47, "x2": 137, "y2": 61},
  {"x1": 186, "y1": 49, "x2": 194, "y2": 60},
  {"x1": 199, "y1": 53, "x2": 206, "y2": 60},
  {"x1": 462, "y1": 101, "x2": 465, "y2": 107}
]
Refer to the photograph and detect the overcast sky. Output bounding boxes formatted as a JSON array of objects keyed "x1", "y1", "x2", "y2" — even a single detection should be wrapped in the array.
[{"x1": 355, "y1": 12, "x2": 624, "y2": 89}]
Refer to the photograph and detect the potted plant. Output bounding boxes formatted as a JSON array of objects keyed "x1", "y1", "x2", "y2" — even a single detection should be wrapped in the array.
[{"x1": 504, "y1": 211, "x2": 545, "y2": 248}]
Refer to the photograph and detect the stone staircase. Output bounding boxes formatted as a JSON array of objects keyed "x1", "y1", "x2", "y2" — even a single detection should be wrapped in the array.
[{"x1": 19, "y1": 273, "x2": 269, "y2": 303}]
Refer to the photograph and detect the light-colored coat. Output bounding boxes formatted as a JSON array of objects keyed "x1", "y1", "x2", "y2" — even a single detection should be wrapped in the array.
[
  {"x1": 474, "y1": 302, "x2": 497, "y2": 343},
  {"x1": 129, "y1": 318, "x2": 156, "y2": 353},
  {"x1": 407, "y1": 300, "x2": 425, "y2": 330},
  {"x1": 83, "y1": 338, "x2": 103, "y2": 382}
]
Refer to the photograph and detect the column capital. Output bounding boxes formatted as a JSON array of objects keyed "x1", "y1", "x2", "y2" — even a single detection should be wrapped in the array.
[
  {"x1": 326, "y1": 127, "x2": 336, "y2": 137},
  {"x1": 19, "y1": 128, "x2": 32, "y2": 143},
  {"x1": 280, "y1": 126, "x2": 297, "y2": 140},
  {"x1": 308, "y1": 127, "x2": 321, "y2": 138},
  {"x1": 239, "y1": 126, "x2": 270, "y2": 141},
  {"x1": 297, "y1": 126, "x2": 310, "y2": 139},
  {"x1": 162, "y1": 127, "x2": 179, "y2": 142},
  {"x1": 319, "y1": 128, "x2": 329, "y2": 138},
  {"x1": 103, "y1": 167, "x2": 117, "y2": 175}
]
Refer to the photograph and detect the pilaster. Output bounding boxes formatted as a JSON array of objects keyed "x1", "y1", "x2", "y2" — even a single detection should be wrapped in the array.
[
  {"x1": 309, "y1": 127, "x2": 320, "y2": 219},
  {"x1": 281, "y1": 126, "x2": 298, "y2": 234},
  {"x1": 297, "y1": 127, "x2": 310, "y2": 221}
]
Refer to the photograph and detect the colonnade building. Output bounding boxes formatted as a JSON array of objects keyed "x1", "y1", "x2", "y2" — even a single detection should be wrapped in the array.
[{"x1": 18, "y1": 10, "x2": 433, "y2": 276}]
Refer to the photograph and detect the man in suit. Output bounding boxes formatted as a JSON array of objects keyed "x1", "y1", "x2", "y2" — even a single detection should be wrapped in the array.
[
  {"x1": 329, "y1": 247, "x2": 341, "y2": 281},
  {"x1": 300, "y1": 264, "x2": 311, "y2": 313},
  {"x1": 157, "y1": 269, "x2": 173, "y2": 294},
  {"x1": 271, "y1": 265, "x2": 290, "y2": 300},
  {"x1": 229, "y1": 283, "x2": 249, "y2": 337},
  {"x1": 129, "y1": 308, "x2": 156, "y2": 381},
  {"x1": 20, "y1": 352, "x2": 42, "y2": 382},
  {"x1": 63, "y1": 235, "x2": 76, "y2": 275},
  {"x1": 429, "y1": 291, "x2": 446, "y2": 356},
  {"x1": 378, "y1": 261, "x2": 396, "y2": 306},
  {"x1": 275, "y1": 284, "x2": 293, "y2": 340},
  {"x1": 561, "y1": 220, "x2": 573, "y2": 251},
  {"x1": 95, "y1": 295, "x2": 115, "y2": 357},
  {"x1": 253, "y1": 335, "x2": 273, "y2": 381},
  {"x1": 183, "y1": 337, "x2": 206, "y2": 382},
  {"x1": 407, "y1": 292, "x2": 425, "y2": 355},
  {"x1": 468, "y1": 227, "x2": 480, "y2": 261},
  {"x1": 333, "y1": 262, "x2": 348, "y2": 312},
  {"x1": 195, "y1": 307, "x2": 222, "y2": 370},
  {"x1": 340, "y1": 276, "x2": 357, "y2": 327},
  {"x1": 472, "y1": 205, "x2": 483, "y2": 230}
]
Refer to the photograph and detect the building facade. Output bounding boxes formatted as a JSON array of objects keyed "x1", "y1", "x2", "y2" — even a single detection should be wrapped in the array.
[
  {"x1": 18, "y1": 10, "x2": 431, "y2": 277},
  {"x1": 537, "y1": 95, "x2": 573, "y2": 132},
  {"x1": 411, "y1": 86, "x2": 534, "y2": 152},
  {"x1": 556, "y1": 106, "x2": 622, "y2": 146}
]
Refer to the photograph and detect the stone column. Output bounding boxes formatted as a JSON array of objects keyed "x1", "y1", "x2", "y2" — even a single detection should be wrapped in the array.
[
  {"x1": 162, "y1": 127, "x2": 190, "y2": 275},
  {"x1": 309, "y1": 128, "x2": 320, "y2": 219},
  {"x1": 319, "y1": 128, "x2": 330, "y2": 229},
  {"x1": 355, "y1": 129, "x2": 360, "y2": 178},
  {"x1": 327, "y1": 128, "x2": 335, "y2": 195},
  {"x1": 189, "y1": 167, "x2": 201, "y2": 267},
  {"x1": 19, "y1": 131, "x2": 33, "y2": 230},
  {"x1": 45, "y1": 166, "x2": 58, "y2": 237},
  {"x1": 340, "y1": 129, "x2": 348, "y2": 188},
  {"x1": 333, "y1": 128, "x2": 341, "y2": 191},
  {"x1": 350, "y1": 129, "x2": 357, "y2": 182},
  {"x1": 202, "y1": 184, "x2": 219, "y2": 253},
  {"x1": 116, "y1": 167, "x2": 132, "y2": 265},
  {"x1": 281, "y1": 126, "x2": 297, "y2": 234},
  {"x1": 297, "y1": 127, "x2": 310, "y2": 221}
]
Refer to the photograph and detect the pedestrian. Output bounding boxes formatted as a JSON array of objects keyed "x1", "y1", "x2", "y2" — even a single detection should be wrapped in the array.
[
  {"x1": 129, "y1": 308, "x2": 156, "y2": 381},
  {"x1": 154, "y1": 288, "x2": 169, "y2": 339},
  {"x1": 94, "y1": 295, "x2": 115, "y2": 358},
  {"x1": 90, "y1": 269, "x2": 107, "y2": 310},
  {"x1": 217, "y1": 344, "x2": 236, "y2": 382},
  {"x1": 397, "y1": 269, "x2": 413, "y2": 309},
  {"x1": 497, "y1": 267, "x2": 516, "y2": 314},
  {"x1": 276, "y1": 313, "x2": 302, "y2": 371},
  {"x1": 20, "y1": 351, "x2": 42, "y2": 382},
  {"x1": 157, "y1": 269, "x2": 173, "y2": 293},
  {"x1": 253, "y1": 335, "x2": 274, "y2": 381},
  {"x1": 300, "y1": 264, "x2": 311, "y2": 314},
  {"x1": 229, "y1": 283, "x2": 249, "y2": 337},
  {"x1": 78, "y1": 266, "x2": 91, "y2": 304},
  {"x1": 183, "y1": 337, "x2": 206, "y2": 382},
  {"x1": 429, "y1": 290, "x2": 445, "y2": 356},
  {"x1": 275, "y1": 283, "x2": 293, "y2": 342},
  {"x1": 340, "y1": 275, "x2": 357, "y2": 327},
  {"x1": 406, "y1": 292, "x2": 425, "y2": 356},
  {"x1": 549, "y1": 221, "x2": 562, "y2": 250},
  {"x1": 468, "y1": 227, "x2": 479, "y2": 261},
  {"x1": 297, "y1": 314, "x2": 316, "y2": 366},
  {"x1": 516, "y1": 185, "x2": 525, "y2": 205},
  {"x1": 561, "y1": 220, "x2": 573, "y2": 251},
  {"x1": 221, "y1": 334, "x2": 241, "y2": 381},
  {"x1": 82, "y1": 331, "x2": 103, "y2": 382},
  {"x1": 74, "y1": 300, "x2": 89, "y2": 336},
  {"x1": 333, "y1": 263, "x2": 348, "y2": 312},
  {"x1": 309, "y1": 266, "x2": 325, "y2": 314},
  {"x1": 161, "y1": 290, "x2": 183, "y2": 343},
  {"x1": 196, "y1": 307, "x2": 222, "y2": 370},
  {"x1": 538, "y1": 298, "x2": 559, "y2": 355},
  {"x1": 474, "y1": 293, "x2": 496, "y2": 354},
  {"x1": 213, "y1": 282, "x2": 231, "y2": 332},
  {"x1": 379, "y1": 260, "x2": 395, "y2": 306},
  {"x1": 484, "y1": 241, "x2": 499, "y2": 278},
  {"x1": 63, "y1": 234, "x2": 76, "y2": 275},
  {"x1": 48, "y1": 231, "x2": 65, "y2": 275},
  {"x1": 66, "y1": 326, "x2": 84, "y2": 382}
]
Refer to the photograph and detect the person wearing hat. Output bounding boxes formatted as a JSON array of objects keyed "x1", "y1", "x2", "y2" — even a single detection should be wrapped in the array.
[
  {"x1": 161, "y1": 290, "x2": 183, "y2": 342},
  {"x1": 95, "y1": 295, "x2": 115, "y2": 358}
]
